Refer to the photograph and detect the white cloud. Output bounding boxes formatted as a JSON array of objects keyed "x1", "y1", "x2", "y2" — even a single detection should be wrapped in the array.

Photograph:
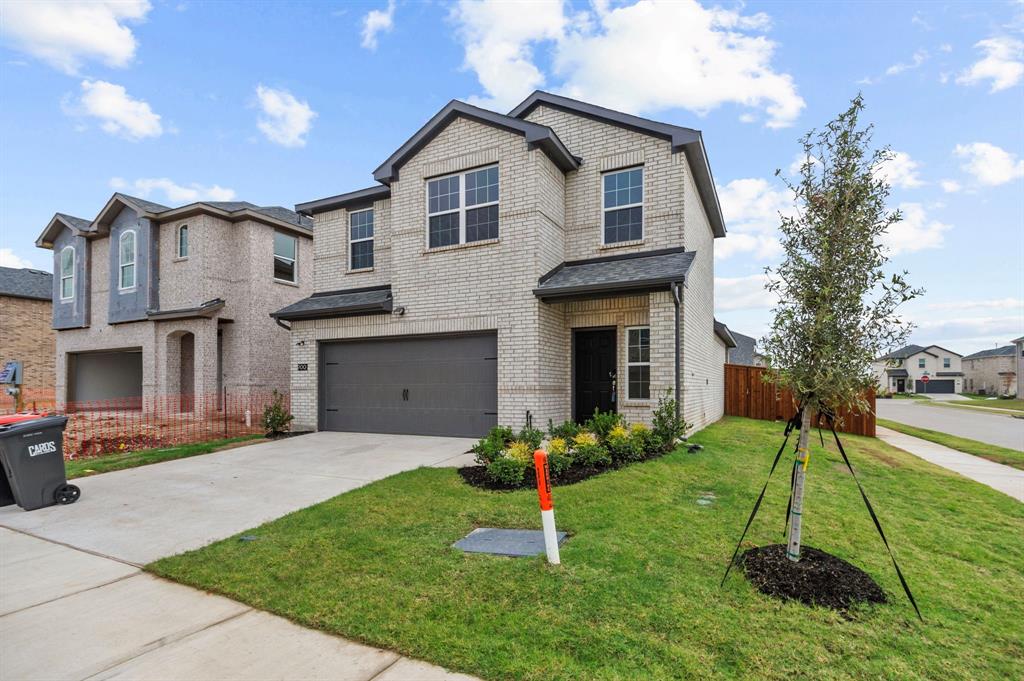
[
  {"x1": 874, "y1": 151, "x2": 924, "y2": 189},
  {"x1": 109, "y1": 177, "x2": 236, "y2": 203},
  {"x1": 715, "y1": 274, "x2": 779, "y2": 311},
  {"x1": 885, "y1": 49, "x2": 929, "y2": 76},
  {"x1": 954, "y1": 142, "x2": 1024, "y2": 186},
  {"x1": 939, "y1": 179, "x2": 962, "y2": 193},
  {"x1": 925, "y1": 298, "x2": 1022, "y2": 313},
  {"x1": 714, "y1": 177, "x2": 794, "y2": 260},
  {"x1": 0, "y1": 248, "x2": 36, "y2": 269},
  {"x1": 881, "y1": 202, "x2": 952, "y2": 255},
  {"x1": 255, "y1": 85, "x2": 316, "y2": 148},
  {"x1": 956, "y1": 36, "x2": 1024, "y2": 92},
  {"x1": 0, "y1": 1, "x2": 150, "y2": 75},
  {"x1": 74, "y1": 80, "x2": 163, "y2": 140},
  {"x1": 787, "y1": 152, "x2": 819, "y2": 176},
  {"x1": 361, "y1": 0, "x2": 395, "y2": 50},
  {"x1": 452, "y1": 0, "x2": 805, "y2": 128}
]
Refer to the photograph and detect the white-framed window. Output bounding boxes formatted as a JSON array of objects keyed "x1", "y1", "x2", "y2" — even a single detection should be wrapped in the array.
[
  {"x1": 426, "y1": 165, "x2": 499, "y2": 248},
  {"x1": 943, "y1": 357, "x2": 951, "y2": 368},
  {"x1": 177, "y1": 224, "x2": 189, "y2": 258},
  {"x1": 918, "y1": 357, "x2": 926, "y2": 368},
  {"x1": 603, "y1": 166, "x2": 643, "y2": 244},
  {"x1": 626, "y1": 326, "x2": 651, "y2": 400},
  {"x1": 349, "y1": 209, "x2": 374, "y2": 270},
  {"x1": 59, "y1": 246, "x2": 75, "y2": 300},
  {"x1": 273, "y1": 231, "x2": 297, "y2": 283},
  {"x1": 119, "y1": 230, "x2": 136, "y2": 290}
]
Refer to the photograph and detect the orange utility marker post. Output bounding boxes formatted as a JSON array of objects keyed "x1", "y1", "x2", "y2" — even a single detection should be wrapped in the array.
[{"x1": 533, "y1": 449, "x2": 560, "y2": 565}]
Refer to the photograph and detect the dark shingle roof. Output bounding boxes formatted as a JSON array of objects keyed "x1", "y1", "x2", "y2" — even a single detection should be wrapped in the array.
[
  {"x1": 0, "y1": 267, "x2": 52, "y2": 301},
  {"x1": 885, "y1": 368, "x2": 909, "y2": 377},
  {"x1": 272, "y1": 286, "x2": 393, "y2": 321},
  {"x1": 115, "y1": 192, "x2": 172, "y2": 214},
  {"x1": 55, "y1": 213, "x2": 92, "y2": 232},
  {"x1": 878, "y1": 344, "x2": 935, "y2": 360},
  {"x1": 713, "y1": 320, "x2": 737, "y2": 348},
  {"x1": 963, "y1": 345, "x2": 1015, "y2": 360},
  {"x1": 296, "y1": 185, "x2": 392, "y2": 216},
  {"x1": 728, "y1": 331, "x2": 759, "y2": 366},
  {"x1": 204, "y1": 201, "x2": 258, "y2": 211},
  {"x1": 251, "y1": 206, "x2": 313, "y2": 230},
  {"x1": 534, "y1": 248, "x2": 695, "y2": 301}
]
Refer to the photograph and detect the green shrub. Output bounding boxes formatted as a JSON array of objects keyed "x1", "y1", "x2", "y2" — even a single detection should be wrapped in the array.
[
  {"x1": 547, "y1": 452, "x2": 573, "y2": 477},
  {"x1": 607, "y1": 424, "x2": 643, "y2": 463},
  {"x1": 547, "y1": 437, "x2": 568, "y2": 457},
  {"x1": 489, "y1": 426, "x2": 516, "y2": 444},
  {"x1": 516, "y1": 426, "x2": 544, "y2": 451},
  {"x1": 548, "y1": 419, "x2": 581, "y2": 440},
  {"x1": 261, "y1": 390, "x2": 294, "y2": 436},
  {"x1": 506, "y1": 440, "x2": 533, "y2": 464},
  {"x1": 486, "y1": 456, "x2": 526, "y2": 486},
  {"x1": 574, "y1": 438, "x2": 611, "y2": 467},
  {"x1": 471, "y1": 425, "x2": 516, "y2": 465},
  {"x1": 629, "y1": 422, "x2": 656, "y2": 454},
  {"x1": 572, "y1": 431, "x2": 598, "y2": 448},
  {"x1": 651, "y1": 390, "x2": 689, "y2": 452},
  {"x1": 585, "y1": 409, "x2": 622, "y2": 441}
]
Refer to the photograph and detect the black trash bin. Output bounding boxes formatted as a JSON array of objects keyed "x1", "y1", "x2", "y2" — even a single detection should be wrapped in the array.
[{"x1": 0, "y1": 415, "x2": 80, "y2": 511}]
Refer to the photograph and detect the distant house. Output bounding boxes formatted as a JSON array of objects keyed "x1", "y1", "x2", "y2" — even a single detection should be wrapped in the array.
[
  {"x1": 0, "y1": 266, "x2": 55, "y2": 407},
  {"x1": 962, "y1": 346, "x2": 1017, "y2": 396},
  {"x1": 872, "y1": 344, "x2": 964, "y2": 394},
  {"x1": 725, "y1": 331, "x2": 764, "y2": 367},
  {"x1": 1014, "y1": 337, "x2": 1024, "y2": 399}
]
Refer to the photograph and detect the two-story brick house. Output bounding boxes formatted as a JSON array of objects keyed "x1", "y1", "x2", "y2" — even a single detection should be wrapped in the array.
[
  {"x1": 962, "y1": 345, "x2": 1017, "y2": 396},
  {"x1": 872, "y1": 343, "x2": 964, "y2": 394},
  {"x1": 35, "y1": 193, "x2": 312, "y2": 411},
  {"x1": 0, "y1": 267, "x2": 55, "y2": 408},
  {"x1": 274, "y1": 92, "x2": 732, "y2": 437}
]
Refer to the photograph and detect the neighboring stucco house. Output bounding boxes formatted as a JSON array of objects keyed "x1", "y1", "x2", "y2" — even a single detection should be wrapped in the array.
[
  {"x1": 274, "y1": 91, "x2": 731, "y2": 437},
  {"x1": 872, "y1": 344, "x2": 964, "y2": 394},
  {"x1": 962, "y1": 346, "x2": 1017, "y2": 396},
  {"x1": 725, "y1": 330, "x2": 764, "y2": 366},
  {"x1": 35, "y1": 194, "x2": 312, "y2": 411},
  {"x1": 0, "y1": 267, "x2": 55, "y2": 407},
  {"x1": 1013, "y1": 336, "x2": 1024, "y2": 399}
]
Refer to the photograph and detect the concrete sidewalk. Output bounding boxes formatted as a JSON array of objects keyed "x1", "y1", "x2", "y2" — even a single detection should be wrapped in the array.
[
  {"x1": 877, "y1": 427, "x2": 1024, "y2": 502},
  {"x1": 0, "y1": 528, "x2": 476, "y2": 681}
]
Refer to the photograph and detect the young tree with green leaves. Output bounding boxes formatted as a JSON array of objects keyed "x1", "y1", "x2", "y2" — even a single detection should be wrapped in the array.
[{"x1": 760, "y1": 95, "x2": 923, "y2": 563}]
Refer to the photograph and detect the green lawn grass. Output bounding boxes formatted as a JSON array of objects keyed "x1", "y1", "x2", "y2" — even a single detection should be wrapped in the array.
[
  {"x1": 876, "y1": 418, "x2": 1024, "y2": 470},
  {"x1": 953, "y1": 395, "x2": 1024, "y2": 412},
  {"x1": 149, "y1": 418, "x2": 1023, "y2": 680},
  {"x1": 66, "y1": 435, "x2": 264, "y2": 479},
  {"x1": 889, "y1": 393, "x2": 928, "y2": 400}
]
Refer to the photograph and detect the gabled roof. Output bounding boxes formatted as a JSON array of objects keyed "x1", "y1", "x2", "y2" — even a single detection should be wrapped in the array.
[
  {"x1": 714, "y1": 320, "x2": 738, "y2": 348},
  {"x1": 508, "y1": 91, "x2": 726, "y2": 239},
  {"x1": 963, "y1": 345, "x2": 1016, "y2": 360},
  {"x1": 0, "y1": 267, "x2": 52, "y2": 301},
  {"x1": 885, "y1": 368, "x2": 909, "y2": 377},
  {"x1": 272, "y1": 285, "x2": 393, "y2": 322},
  {"x1": 877, "y1": 344, "x2": 936, "y2": 361},
  {"x1": 38, "y1": 193, "x2": 312, "y2": 249},
  {"x1": 923, "y1": 344, "x2": 963, "y2": 358},
  {"x1": 373, "y1": 99, "x2": 579, "y2": 184},
  {"x1": 296, "y1": 185, "x2": 391, "y2": 217},
  {"x1": 534, "y1": 247, "x2": 695, "y2": 301},
  {"x1": 727, "y1": 331, "x2": 759, "y2": 365}
]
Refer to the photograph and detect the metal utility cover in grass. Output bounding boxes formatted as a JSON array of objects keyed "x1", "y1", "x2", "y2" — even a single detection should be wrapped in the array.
[{"x1": 453, "y1": 528, "x2": 567, "y2": 557}]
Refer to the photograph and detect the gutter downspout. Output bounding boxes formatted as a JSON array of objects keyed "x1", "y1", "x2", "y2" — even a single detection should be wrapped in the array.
[
  {"x1": 272, "y1": 315, "x2": 291, "y2": 331},
  {"x1": 672, "y1": 280, "x2": 683, "y2": 423}
]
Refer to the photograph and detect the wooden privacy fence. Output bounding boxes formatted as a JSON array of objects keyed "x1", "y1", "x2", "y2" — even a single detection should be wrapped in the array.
[{"x1": 724, "y1": 364, "x2": 876, "y2": 437}]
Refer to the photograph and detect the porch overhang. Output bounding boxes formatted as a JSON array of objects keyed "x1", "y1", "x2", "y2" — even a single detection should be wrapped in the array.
[
  {"x1": 533, "y1": 248, "x2": 696, "y2": 303},
  {"x1": 271, "y1": 285, "x2": 393, "y2": 322},
  {"x1": 147, "y1": 298, "x2": 225, "y2": 321},
  {"x1": 885, "y1": 368, "x2": 909, "y2": 377}
]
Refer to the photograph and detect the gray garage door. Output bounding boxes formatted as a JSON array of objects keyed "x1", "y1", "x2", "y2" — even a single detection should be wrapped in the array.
[
  {"x1": 69, "y1": 350, "x2": 143, "y2": 407},
  {"x1": 319, "y1": 333, "x2": 498, "y2": 437},
  {"x1": 915, "y1": 379, "x2": 955, "y2": 394}
]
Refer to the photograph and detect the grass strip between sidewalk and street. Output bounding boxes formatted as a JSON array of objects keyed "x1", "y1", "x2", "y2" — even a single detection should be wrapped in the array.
[
  {"x1": 877, "y1": 418, "x2": 1024, "y2": 470},
  {"x1": 66, "y1": 435, "x2": 264, "y2": 479},
  {"x1": 149, "y1": 417, "x2": 1023, "y2": 680}
]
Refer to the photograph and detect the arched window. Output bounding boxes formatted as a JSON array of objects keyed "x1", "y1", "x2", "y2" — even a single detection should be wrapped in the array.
[
  {"x1": 59, "y1": 246, "x2": 75, "y2": 300},
  {"x1": 119, "y1": 230, "x2": 136, "y2": 290},
  {"x1": 177, "y1": 224, "x2": 189, "y2": 258}
]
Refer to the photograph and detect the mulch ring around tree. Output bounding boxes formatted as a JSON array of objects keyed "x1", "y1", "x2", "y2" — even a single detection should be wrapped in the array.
[
  {"x1": 458, "y1": 448, "x2": 680, "y2": 491},
  {"x1": 741, "y1": 544, "x2": 887, "y2": 613}
]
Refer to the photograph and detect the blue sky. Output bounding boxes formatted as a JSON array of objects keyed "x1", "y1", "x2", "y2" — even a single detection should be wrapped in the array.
[{"x1": 1, "y1": 0, "x2": 1021, "y2": 354}]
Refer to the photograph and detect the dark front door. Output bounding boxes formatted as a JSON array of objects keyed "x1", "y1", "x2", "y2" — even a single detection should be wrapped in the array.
[
  {"x1": 574, "y1": 328, "x2": 617, "y2": 422},
  {"x1": 319, "y1": 333, "x2": 498, "y2": 437},
  {"x1": 896, "y1": 378, "x2": 905, "y2": 392}
]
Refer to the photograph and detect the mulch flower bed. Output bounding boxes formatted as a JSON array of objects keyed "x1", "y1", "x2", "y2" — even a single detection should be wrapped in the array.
[
  {"x1": 458, "y1": 447, "x2": 677, "y2": 491},
  {"x1": 741, "y1": 544, "x2": 887, "y2": 612}
]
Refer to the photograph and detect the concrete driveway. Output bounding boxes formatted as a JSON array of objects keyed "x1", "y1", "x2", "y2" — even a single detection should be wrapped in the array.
[
  {"x1": 922, "y1": 393, "x2": 972, "y2": 402},
  {"x1": 877, "y1": 399, "x2": 1024, "y2": 451},
  {"x1": 0, "y1": 432, "x2": 479, "y2": 681},
  {"x1": 0, "y1": 431, "x2": 475, "y2": 565}
]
